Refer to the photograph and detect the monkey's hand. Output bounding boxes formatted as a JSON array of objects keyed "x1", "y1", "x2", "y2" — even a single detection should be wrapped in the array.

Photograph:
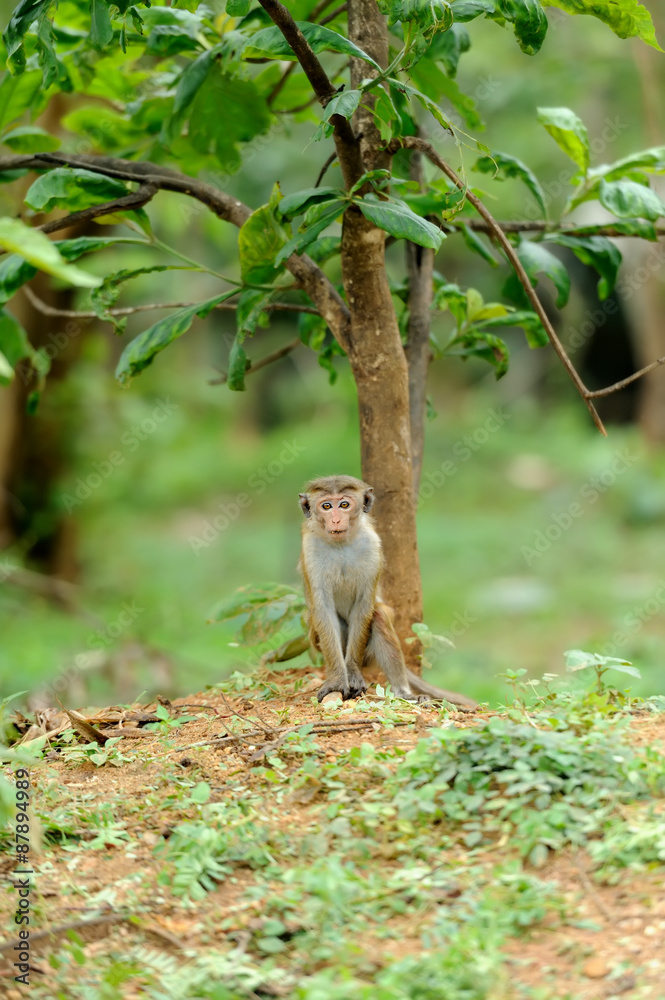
[{"x1": 317, "y1": 675, "x2": 368, "y2": 702}]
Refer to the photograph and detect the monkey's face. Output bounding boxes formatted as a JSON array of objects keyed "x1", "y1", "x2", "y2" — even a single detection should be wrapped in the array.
[
  {"x1": 315, "y1": 493, "x2": 359, "y2": 538},
  {"x1": 299, "y1": 478, "x2": 374, "y2": 540}
]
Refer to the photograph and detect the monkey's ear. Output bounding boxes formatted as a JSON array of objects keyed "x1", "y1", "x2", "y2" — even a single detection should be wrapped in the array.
[
  {"x1": 363, "y1": 488, "x2": 374, "y2": 513},
  {"x1": 299, "y1": 493, "x2": 311, "y2": 518}
]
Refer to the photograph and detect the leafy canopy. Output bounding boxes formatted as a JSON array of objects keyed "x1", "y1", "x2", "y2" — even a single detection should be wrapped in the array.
[{"x1": 0, "y1": 0, "x2": 662, "y2": 390}]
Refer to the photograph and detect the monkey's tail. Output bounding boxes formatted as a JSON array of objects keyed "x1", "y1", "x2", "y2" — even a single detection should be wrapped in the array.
[{"x1": 406, "y1": 668, "x2": 478, "y2": 711}]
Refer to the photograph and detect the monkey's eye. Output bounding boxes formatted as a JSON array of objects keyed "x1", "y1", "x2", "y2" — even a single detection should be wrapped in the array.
[
  {"x1": 339, "y1": 501, "x2": 350, "y2": 508},
  {"x1": 322, "y1": 502, "x2": 332, "y2": 509}
]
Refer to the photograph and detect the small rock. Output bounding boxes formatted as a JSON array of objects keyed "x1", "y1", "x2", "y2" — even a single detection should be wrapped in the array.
[
  {"x1": 320, "y1": 693, "x2": 342, "y2": 706},
  {"x1": 142, "y1": 832, "x2": 160, "y2": 847},
  {"x1": 582, "y1": 956, "x2": 610, "y2": 979}
]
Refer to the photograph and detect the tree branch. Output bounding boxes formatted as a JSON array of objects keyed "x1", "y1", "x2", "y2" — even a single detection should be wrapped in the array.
[
  {"x1": 444, "y1": 220, "x2": 665, "y2": 238},
  {"x1": 267, "y1": 60, "x2": 296, "y2": 106},
  {"x1": 209, "y1": 337, "x2": 303, "y2": 385},
  {"x1": 22, "y1": 285, "x2": 321, "y2": 320},
  {"x1": 256, "y1": 0, "x2": 363, "y2": 188},
  {"x1": 0, "y1": 152, "x2": 351, "y2": 352},
  {"x1": 586, "y1": 356, "x2": 665, "y2": 398},
  {"x1": 315, "y1": 151, "x2": 338, "y2": 187},
  {"x1": 320, "y1": 3, "x2": 348, "y2": 25},
  {"x1": 38, "y1": 183, "x2": 157, "y2": 237},
  {"x1": 389, "y1": 137, "x2": 608, "y2": 436}
]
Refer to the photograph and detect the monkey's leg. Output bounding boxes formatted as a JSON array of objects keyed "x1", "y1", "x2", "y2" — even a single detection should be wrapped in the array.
[
  {"x1": 341, "y1": 609, "x2": 370, "y2": 700},
  {"x1": 313, "y1": 612, "x2": 356, "y2": 701},
  {"x1": 365, "y1": 606, "x2": 418, "y2": 701}
]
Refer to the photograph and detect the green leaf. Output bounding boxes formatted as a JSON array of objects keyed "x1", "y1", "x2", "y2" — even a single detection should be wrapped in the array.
[
  {"x1": 427, "y1": 23, "x2": 470, "y2": 75},
  {"x1": 459, "y1": 223, "x2": 498, "y2": 266},
  {"x1": 244, "y1": 22, "x2": 381, "y2": 68},
  {"x1": 497, "y1": 0, "x2": 548, "y2": 54},
  {"x1": 1, "y1": 124, "x2": 60, "y2": 153},
  {"x1": 410, "y1": 60, "x2": 481, "y2": 129},
  {"x1": 546, "y1": 233, "x2": 622, "y2": 300},
  {"x1": 516, "y1": 239, "x2": 571, "y2": 307},
  {"x1": 116, "y1": 291, "x2": 238, "y2": 385},
  {"x1": 598, "y1": 146, "x2": 665, "y2": 181},
  {"x1": 169, "y1": 49, "x2": 215, "y2": 125},
  {"x1": 238, "y1": 183, "x2": 290, "y2": 285},
  {"x1": 378, "y1": 0, "x2": 454, "y2": 35},
  {"x1": 564, "y1": 648, "x2": 640, "y2": 677},
  {"x1": 598, "y1": 178, "x2": 665, "y2": 222},
  {"x1": 90, "y1": 0, "x2": 114, "y2": 51},
  {"x1": 0, "y1": 236, "x2": 127, "y2": 306},
  {"x1": 0, "y1": 70, "x2": 42, "y2": 132},
  {"x1": 372, "y1": 88, "x2": 398, "y2": 142},
  {"x1": 450, "y1": 0, "x2": 497, "y2": 19},
  {"x1": 567, "y1": 218, "x2": 657, "y2": 240},
  {"x1": 227, "y1": 336, "x2": 249, "y2": 391},
  {"x1": 3, "y1": 0, "x2": 52, "y2": 74},
  {"x1": 226, "y1": 0, "x2": 251, "y2": 13},
  {"x1": 0, "y1": 218, "x2": 100, "y2": 288},
  {"x1": 474, "y1": 151, "x2": 547, "y2": 216},
  {"x1": 25, "y1": 168, "x2": 128, "y2": 212},
  {"x1": 0, "y1": 308, "x2": 33, "y2": 384},
  {"x1": 537, "y1": 106, "x2": 590, "y2": 175},
  {"x1": 274, "y1": 200, "x2": 344, "y2": 267},
  {"x1": 448, "y1": 328, "x2": 510, "y2": 377},
  {"x1": 306, "y1": 235, "x2": 341, "y2": 264},
  {"x1": 236, "y1": 288, "x2": 273, "y2": 340},
  {"x1": 474, "y1": 308, "x2": 548, "y2": 346},
  {"x1": 544, "y1": 0, "x2": 662, "y2": 50},
  {"x1": 145, "y1": 25, "x2": 202, "y2": 57},
  {"x1": 176, "y1": 70, "x2": 273, "y2": 172},
  {"x1": 91, "y1": 265, "x2": 183, "y2": 333},
  {"x1": 314, "y1": 88, "x2": 361, "y2": 141},
  {"x1": 278, "y1": 187, "x2": 341, "y2": 220},
  {"x1": 357, "y1": 195, "x2": 444, "y2": 250},
  {"x1": 388, "y1": 77, "x2": 453, "y2": 133}
]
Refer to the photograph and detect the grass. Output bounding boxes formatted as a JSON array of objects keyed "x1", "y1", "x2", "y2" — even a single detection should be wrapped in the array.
[{"x1": 1, "y1": 668, "x2": 664, "y2": 998}]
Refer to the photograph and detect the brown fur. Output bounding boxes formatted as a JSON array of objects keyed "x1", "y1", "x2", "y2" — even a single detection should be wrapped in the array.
[{"x1": 298, "y1": 475, "x2": 477, "y2": 709}]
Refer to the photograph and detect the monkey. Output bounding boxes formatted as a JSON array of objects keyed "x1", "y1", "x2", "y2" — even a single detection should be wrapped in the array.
[{"x1": 298, "y1": 474, "x2": 477, "y2": 709}]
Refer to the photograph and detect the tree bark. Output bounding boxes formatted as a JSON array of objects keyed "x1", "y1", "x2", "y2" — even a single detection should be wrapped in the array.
[
  {"x1": 341, "y1": 209, "x2": 423, "y2": 661},
  {"x1": 405, "y1": 152, "x2": 435, "y2": 494},
  {"x1": 343, "y1": 0, "x2": 423, "y2": 663}
]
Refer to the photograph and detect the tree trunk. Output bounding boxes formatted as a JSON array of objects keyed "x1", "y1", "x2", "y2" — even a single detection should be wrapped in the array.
[
  {"x1": 343, "y1": 0, "x2": 424, "y2": 663},
  {"x1": 341, "y1": 209, "x2": 423, "y2": 661},
  {"x1": 405, "y1": 152, "x2": 435, "y2": 494}
]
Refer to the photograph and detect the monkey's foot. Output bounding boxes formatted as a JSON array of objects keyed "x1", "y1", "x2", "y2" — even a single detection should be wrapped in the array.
[{"x1": 317, "y1": 677, "x2": 368, "y2": 702}]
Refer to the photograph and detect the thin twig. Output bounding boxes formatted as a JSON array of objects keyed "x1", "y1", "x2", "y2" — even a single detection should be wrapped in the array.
[
  {"x1": 309, "y1": 0, "x2": 339, "y2": 20},
  {"x1": 37, "y1": 183, "x2": 157, "y2": 239},
  {"x1": 389, "y1": 137, "x2": 607, "y2": 436},
  {"x1": 0, "y1": 914, "x2": 124, "y2": 954},
  {"x1": 586, "y1": 355, "x2": 665, "y2": 397},
  {"x1": 209, "y1": 337, "x2": 303, "y2": 385},
  {"x1": 315, "y1": 152, "x2": 338, "y2": 187},
  {"x1": 267, "y1": 60, "x2": 296, "y2": 106},
  {"x1": 257, "y1": 0, "x2": 363, "y2": 188},
  {"x1": 445, "y1": 220, "x2": 665, "y2": 238},
  {"x1": 21, "y1": 285, "x2": 321, "y2": 321},
  {"x1": 170, "y1": 717, "x2": 408, "y2": 753},
  {"x1": 320, "y1": 2, "x2": 347, "y2": 25}
]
